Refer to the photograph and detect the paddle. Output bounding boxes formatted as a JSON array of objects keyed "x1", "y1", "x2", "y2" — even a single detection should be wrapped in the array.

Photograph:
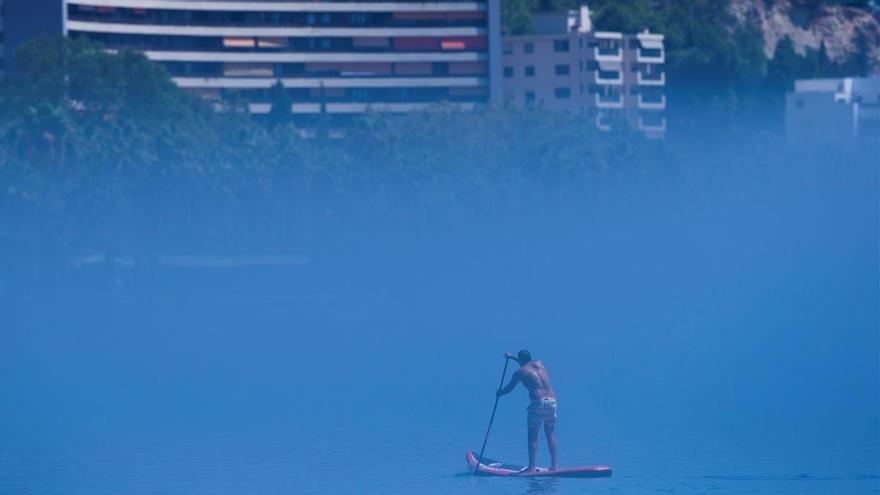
[{"x1": 473, "y1": 355, "x2": 510, "y2": 475}]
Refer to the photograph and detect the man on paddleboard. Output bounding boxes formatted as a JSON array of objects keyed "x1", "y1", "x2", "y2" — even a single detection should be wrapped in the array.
[{"x1": 496, "y1": 349, "x2": 558, "y2": 473}]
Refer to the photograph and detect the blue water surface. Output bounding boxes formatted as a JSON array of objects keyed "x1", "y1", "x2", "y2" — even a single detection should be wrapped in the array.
[{"x1": 1, "y1": 152, "x2": 877, "y2": 494}]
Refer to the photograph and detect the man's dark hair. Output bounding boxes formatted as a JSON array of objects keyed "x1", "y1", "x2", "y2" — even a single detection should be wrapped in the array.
[{"x1": 517, "y1": 349, "x2": 531, "y2": 363}]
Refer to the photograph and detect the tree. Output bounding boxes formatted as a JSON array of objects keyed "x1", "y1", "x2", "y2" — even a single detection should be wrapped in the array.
[
  {"x1": 593, "y1": 0, "x2": 661, "y2": 33},
  {"x1": 502, "y1": 0, "x2": 533, "y2": 35},
  {"x1": 766, "y1": 36, "x2": 802, "y2": 93},
  {"x1": 845, "y1": 30, "x2": 872, "y2": 76},
  {"x1": 266, "y1": 80, "x2": 293, "y2": 127}
]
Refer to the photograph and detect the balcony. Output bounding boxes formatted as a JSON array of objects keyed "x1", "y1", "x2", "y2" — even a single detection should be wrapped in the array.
[
  {"x1": 638, "y1": 115, "x2": 667, "y2": 133},
  {"x1": 637, "y1": 93, "x2": 665, "y2": 110},
  {"x1": 637, "y1": 70, "x2": 665, "y2": 86},
  {"x1": 595, "y1": 62, "x2": 623, "y2": 85},
  {"x1": 637, "y1": 47, "x2": 664, "y2": 63},
  {"x1": 595, "y1": 92, "x2": 623, "y2": 109},
  {"x1": 595, "y1": 70, "x2": 622, "y2": 85},
  {"x1": 636, "y1": 33, "x2": 665, "y2": 63},
  {"x1": 594, "y1": 45, "x2": 623, "y2": 62},
  {"x1": 593, "y1": 31, "x2": 623, "y2": 62}
]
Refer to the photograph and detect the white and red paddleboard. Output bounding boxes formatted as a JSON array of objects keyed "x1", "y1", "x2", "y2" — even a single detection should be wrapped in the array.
[{"x1": 466, "y1": 450, "x2": 612, "y2": 478}]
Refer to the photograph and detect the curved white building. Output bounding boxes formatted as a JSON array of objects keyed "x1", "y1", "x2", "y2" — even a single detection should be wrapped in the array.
[{"x1": 64, "y1": 0, "x2": 501, "y2": 114}]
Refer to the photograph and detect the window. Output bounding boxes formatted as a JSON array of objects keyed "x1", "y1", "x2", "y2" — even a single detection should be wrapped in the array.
[
  {"x1": 640, "y1": 47, "x2": 663, "y2": 58},
  {"x1": 257, "y1": 37, "x2": 286, "y2": 48},
  {"x1": 554, "y1": 87, "x2": 571, "y2": 99},
  {"x1": 524, "y1": 42, "x2": 534, "y2": 54},
  {"x1": 352, "y1": 88, "x2": 370, "y2": 100},
  {"x1": 525, "y1": 66, "x2": 535, "y2": 77},
  {"x1": 503, "y1": 43, "x2": 513, "y2": 55},
  {"x1": 555, "y1": 64, "x2": 570, "y2": 76},
  {"x1": 223, "y1": 63, "x2": 273, "y2": 77},
  {"x1": 525, "y1": 91, "x2": 536, "y2": 104},
  {"x1": 223, "y1": 37, "x2": 256, "y2": 48},
  {"x1": 504, "y1": 67, "x2": 513, "y2": 78},
  {"x1": 553, "y1": 40, "x2": 569, "y2": 52},
  {"x1": 597, "y1": 69, "x2": 620, "y2": 80},
  {"x1": 442, "y1": 40, "x2": 466, "y2": 50}
]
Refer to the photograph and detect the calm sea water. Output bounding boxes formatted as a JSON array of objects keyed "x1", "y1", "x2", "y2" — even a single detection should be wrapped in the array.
[
  {"x1": 1, "y1": 408, "x2": 877, "y2": 494},
  {"x1": 2, "y1": 158, "x2": 877, "y2": 494},
  {"x1": 2, "y1": 270, "x2": 877, "y2": 495}
]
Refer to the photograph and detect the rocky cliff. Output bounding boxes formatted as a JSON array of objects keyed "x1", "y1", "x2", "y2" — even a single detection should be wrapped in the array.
[{"x1": 729, "y1": 0, "x2": 879, "y2": 68}]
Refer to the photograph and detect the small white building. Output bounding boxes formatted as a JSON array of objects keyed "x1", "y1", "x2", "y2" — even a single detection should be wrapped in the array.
[
  {"x1": 501, "y1": 6, "x2": 666, "y2": 138},
  {"x1": 785, "y1": 76, "x2": 880, "y2": 150}
]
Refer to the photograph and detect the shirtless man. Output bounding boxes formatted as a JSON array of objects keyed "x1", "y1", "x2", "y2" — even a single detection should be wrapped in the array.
[{"x1": 496, "y1": 349, "x2": 558, "y2": 472}]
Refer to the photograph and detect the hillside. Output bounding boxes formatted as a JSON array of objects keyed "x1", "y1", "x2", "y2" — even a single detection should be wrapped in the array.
[{"x1": 730, "y1": 0, "x2": 879, "y2": 68}]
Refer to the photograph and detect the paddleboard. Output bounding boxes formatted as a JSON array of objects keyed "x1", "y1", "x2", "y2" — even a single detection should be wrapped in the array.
[{"x1": 466, "y1": 450, "x2": 611, "y2": 478}]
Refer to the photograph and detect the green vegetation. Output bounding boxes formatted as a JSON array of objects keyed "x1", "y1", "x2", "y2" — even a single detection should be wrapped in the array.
[
  {"x1": 0, "y1": 33, "x2": 868, "y2": 253},
  {"x1": 1, "y1": 36, "x2": 676, "y2": 252}
]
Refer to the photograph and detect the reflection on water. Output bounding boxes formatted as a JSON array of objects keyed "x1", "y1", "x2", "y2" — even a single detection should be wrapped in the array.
[{"x1": 525, "y1": 478, "x2": 560, "y2": 495}]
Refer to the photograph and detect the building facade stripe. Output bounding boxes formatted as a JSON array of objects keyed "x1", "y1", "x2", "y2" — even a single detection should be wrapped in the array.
[
  {"x1": 67, "y1": 20, "x2": 485, "y2": 37},
  {"x1": 172, "y1": 76, "x2": 487, "y2": 88},
  {"x1": 143, "y1": 50, "x2": 487, "y2": 63},
  {"x1": 67, "y1": 0, "x2": 486, "y2": 13}
]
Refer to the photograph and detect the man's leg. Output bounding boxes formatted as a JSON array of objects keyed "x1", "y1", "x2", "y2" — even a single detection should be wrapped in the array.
[
  {"x1": 544, "y1": 422, "x2": 558, "y2": 470},
  {"x1": 526, "y1": 425, "x2": 540, "y2": 471}
]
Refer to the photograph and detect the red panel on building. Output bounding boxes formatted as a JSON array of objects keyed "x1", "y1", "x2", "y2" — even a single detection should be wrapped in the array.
[{"x1": 443, "y1": 37, "x2": 486, "y2": 50}]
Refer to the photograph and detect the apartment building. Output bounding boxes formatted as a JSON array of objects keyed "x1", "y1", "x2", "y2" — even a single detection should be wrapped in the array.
[
  {"x1": 63, "y1": 0, "x2": 503, "y2": 114},
  {"x1": 786, "y1": 76, "x2": 880, "y2": 150},
  {"x1": 3, "y1": 0, "x2": 501, "y2": 114},
  {"x1": 501, "y1": 7, "x2": 666, "y2": 137}
]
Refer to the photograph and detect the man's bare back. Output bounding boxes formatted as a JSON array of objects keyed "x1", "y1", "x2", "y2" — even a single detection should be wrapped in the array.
[{"x1": 514, "y1": 360, "x2": 557, "y2": 401}]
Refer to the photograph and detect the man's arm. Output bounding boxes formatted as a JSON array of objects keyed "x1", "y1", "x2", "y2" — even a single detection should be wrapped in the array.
[{"x1": 496, "y1": 371, "x2": 520, "y2": 397}]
